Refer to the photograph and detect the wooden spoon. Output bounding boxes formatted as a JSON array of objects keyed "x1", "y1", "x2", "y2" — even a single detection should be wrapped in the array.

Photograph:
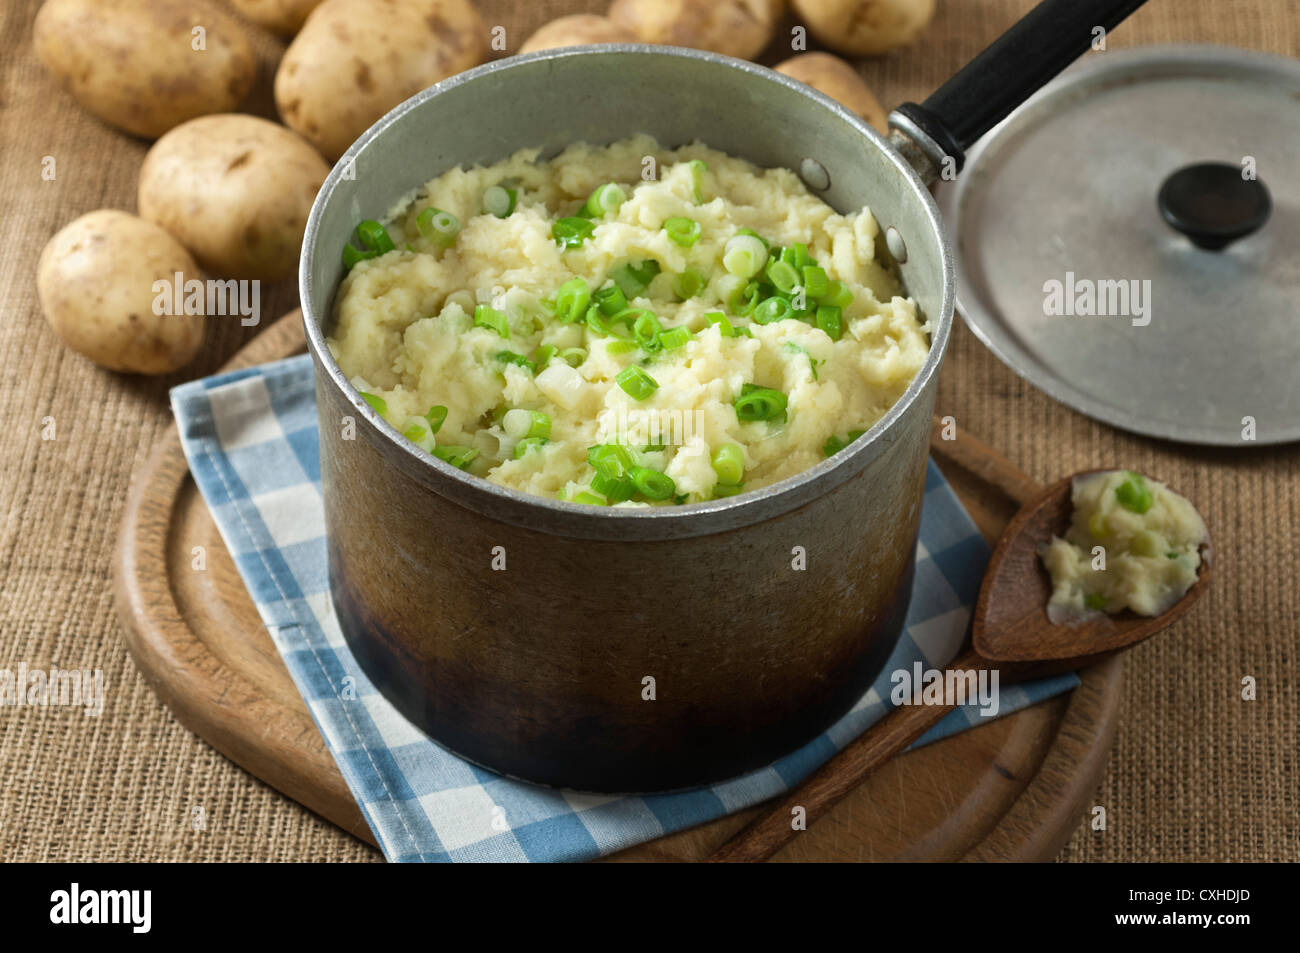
[{"x1": 709, "y1": 468, "x2": 1212, "y2": 863}]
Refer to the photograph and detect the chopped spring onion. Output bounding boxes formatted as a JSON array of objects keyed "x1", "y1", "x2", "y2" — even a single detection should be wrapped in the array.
[
  {"x1": 495, "y1": 350, "x2": 536, "y2": 374},
  {"x1": 513, "y1": 436, "x2": 548, "y2": 459},
  {"x1": 358, "y1": 391, "x2": 387, "y2": 414},
  {"x1": 723, "y1": 234, "x2": 769, "y2": 278},
  {"x1": 591, "y1": 470, "x2": 636, "y2": 502},
  {"x1": 823, "y1": 435, "x2": 844, "y2": 456},
  {"x1": 572, "y1": 490, "x2": 608, "y2": 506},
  {"x1": 559, "y1": 347, "x2": 588, "y2": 367},
  {"x1": 403, "y1": 418, "x2": 435, "y2": 452},
  {"x1": 754, "y1": 296, "x2": 794, "y2": 325},
  {"x1": 631, "y1": 466, "x2": 676, "y2": 501},
  {"x1": 785, "y1": 341, "x2": 822, "y2": 379},
  {"x1": 1115, "y1": 472, "x2": 1154, "y2": 514},
  {"x1": 416, "y1": 208, "x2": 460, "y2": 246},
  {"x1": 483, "y1": 185, "x2": 517, "y2": 218},
  {"x1": 712, "y1": 482, "x2": 745, "y2": 498},
  {"x1": 474, "y1": 304, "x2": 510, "y2": 338},
  {"x1": 433, "y1": 445, "x2": 478, "y2": 469},
  {"x1": 554, "y1": 277, "x2": 590, "y2": 323},
  {"x1": 734, "y1": 384, "x2": 787, "y2": 422},
  {"x1": 728, "y1": 280, "x2": 762, "y2": 316},
  {"x1": 342, "y1": 220, "x2": 394, "y2": 268},
  {"x1": 585, "y1": 306, "x2": 613, "y2": 336},
  {"x1": 822, "y1": 279, "x2": 853, "y2": 308},
  {"x1": 587, "y1": 443, "x2": 636, "y2": 479},
  {"x1": 631, "y1": 310, "x2": 663, "y2": 350},
  {"x1": 688, "y1": 159, "x2": 709, "y2": 203},
  {"x1": 658, "y1": 326, "x2": 692, "y2": 350},
  {"x1": 606, "y1": 339, "x2": 639, "y2": 355},
  {"x1": 553, "y1": 216, "x2": 596, "y2": 248},
  {"x1": 582, "y1": 183, "x2": 628, "y2": 218},
  {"x1": 425, "y1": 405, "x2": 448, "y2": 433},
  {"x1": 616, "y1": 366, "x2": 658, "y2": 401},
  {"x1": 1084, "y1": 592, "x2": 1108, "y2": 611},
  {"x1": 705, "y1": 311, "x2": 751, "y2": 338},
  {"x1": 672, "y1": 268, "x2": 706, "y2": 300},
  {"x1": 784, "y1": 242, "x2": 814, "y2": 270},
  {"x1": 802, "y1": 265, "x2": 830, "y2": 300},
  {"x1": 816, "y1": 304, "x2": 843, "y2": 341},
  {"x1": 711, "y1": 443, "x2": 744, "y2": 485},
  {"x1": 502, "y1": 409, "x2": 551, "y2": 441},
  {"x1": 663, "y1": 216, "x2": 702, "y2": 247},
  {"x1": 765, "y1": 259, "x2": 800, "y2": 294},
  {"x1": 612, "y1": 260, "x2": 661, "y2": 298},
  {"x1": 532, "y1": 344, "x2": 557, "y2": 368},
  {"x1": 593, "y1": 284, "x2": 628, "y2": 316}
]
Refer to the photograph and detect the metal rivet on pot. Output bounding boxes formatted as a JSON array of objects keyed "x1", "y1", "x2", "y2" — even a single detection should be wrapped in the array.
[
  {"x1": 799, "y1": 157, "x2": 830, "y2": 191},
  {"x1": 885, "y1": 226, "x2": 908, "y2": 263}
]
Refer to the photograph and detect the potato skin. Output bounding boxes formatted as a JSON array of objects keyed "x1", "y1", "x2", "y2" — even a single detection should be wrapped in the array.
[
  {"x1": 609, "y1": 0, "x2": 784, "y2": 61},
  {"x1": 33, "y1": 0, "x2": 255, "y2": 139},
  {"x1": 138, "y1": 115, "x2": 330, "y2": 282},
  {"x1": 518, "y1": 15, "x2": 638, "y2": 54},
  {"x1": 229, "y1": 0, "x2": 324, "y2": 36},
  {"x1": 275, "y1": 0, "x2": 487, "y2": 161},
  {"x1": 775, "y1": 53, "x2": 888, "y2": 133},
  {"x1": 38, "y1": 211, "x2": 206, "y2": 375},
  {"x1": 790, "y1": 0, "x2": 935, "y2": 56}
]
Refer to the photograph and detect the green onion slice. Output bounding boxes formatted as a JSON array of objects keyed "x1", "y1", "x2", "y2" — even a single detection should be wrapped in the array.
[
  {"x1": 425, "y1": 405, "x2": 448, "y2": 433},
  {"x1": 1115, "y1": 472, "x2": 1154, "y2": 514},
  {"x1": 483, "y1": 185, "x2": 517, "y2": 218},
  {"x1": 554, "y1": 277, "x2": 590, "y2": 323},
  {"x1": 734, "y1": 384, "x2": 788, "y2": 422},
  {"x1": 658, "y1": 326, "x2": 692, "y2": 350},
  {"x1": 816, "y1": 304, "x2": 843, "y2": 341},
  {"x1": 433, "y1": 445, "x2": 478, "y2": 469},
  {"x1": 822, "y1": 279, "x2": 853, "y2": 308},
  {"x1": 615, "y1": 366, "x2": 658, "y2": 401},
  {"x1": 754, "y1": 296, "x2": 794, "y2": 325},
  {"x1": 591, "y1": 470, "x2": 636, "y2": 502},
  {"x1": 631, "y1": 466, "x2": 675, "y2": 501},
  {"x1": 474, "y1": 304, "x2": 511, "y2": 339},
  {"x1": 502, "y1": 409, "x2": 551, "y2": 440},
  {"x1": 723, "y1": 234, "x2": 769, "y2": 278},
  {"x1": 593, "y1": 284, "x2": 628, "y2": 316},
  {"x1": 663, "y1": 216, "x2": 702, "y2": 247},
  {"x1": 611, "y1": 260, "x2": 661, "y2": 299},
  {"x1": 688, "y1": 159, "x2": 709, "y2": 203},
  {"x1": 416, "y1": 208, "x2": 460, "y2": 246},
  {"x1": 358, "y1": 391, "x2": 387, "y2": 415},
  {"x1": 495, "y1": 350, "x2": 536, "y2": 374},
  {"x1": 672, "y1": 268, "x2": 706, "y2": 300},
  {"x1": 513, "y1": 436, "x2": 547, "y2": 459},
  {"x1": 553, "y1": 216, "x2": 596, "y2": 249},
  {"x1": 711, "y1": 443, "x2": 744, "y2": 485},
  {"x1": 559, "y1": 347, "x2": 587, "y2": 367},
  {"x1": 582, "y1": 183, "x2": 628, "y2": 218}
]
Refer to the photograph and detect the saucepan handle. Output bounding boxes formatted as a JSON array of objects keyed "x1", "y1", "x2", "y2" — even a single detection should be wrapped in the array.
[{"x1": 891, "y1": 0, "x2": 1149, "y2": 176}]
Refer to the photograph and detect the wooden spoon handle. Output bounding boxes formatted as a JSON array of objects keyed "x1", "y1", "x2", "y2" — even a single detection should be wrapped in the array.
[
  {"x1": 930, "y1": 417, "x2": 1042, "y2": 507},
  {"x1": 709, "y1": 647, "x2": 985, "y2": 863}
]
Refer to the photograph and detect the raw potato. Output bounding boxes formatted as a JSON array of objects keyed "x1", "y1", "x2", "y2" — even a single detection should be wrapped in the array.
[
  {"x1": 791, "y1": 0, "x2": 935, "y2": 56},
  {"x1": 229, "y1": 0, "x2": 324, "y2": 36},
  {"x1": 609, "y1": 0, "x2": 784, "y2": 61},
  {"x1": 33, "y1": 0, "x2": 255, "y2": 139},
  {"x1": 37, "y1": 211, "x2": 206, "y2": 375},
  {"x1": 518, "y1": 15, "x2": 638, "y2": 54},
  {"x1": 138, "y1": 115, "x2": 330, "y2": 281},
  {"x1": 275, "y1": 0, "x2": 488, "y2": 161},
  {"x1": 775, "y1": 53, "x2": 888, "y2": 133}
]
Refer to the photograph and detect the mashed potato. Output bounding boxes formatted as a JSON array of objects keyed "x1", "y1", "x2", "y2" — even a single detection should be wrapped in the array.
[
  {"x1": 1039, "y1": 471, "x2": 1208, "y2": 621},
  {"x1": 327, "y1": 136, "x2": 929, "y2": 506}
]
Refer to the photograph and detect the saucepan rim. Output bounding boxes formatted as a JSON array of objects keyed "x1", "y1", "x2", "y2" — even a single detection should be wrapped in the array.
[{"x1": 299, "y1": 44, "x2": 954, "y2": 534}]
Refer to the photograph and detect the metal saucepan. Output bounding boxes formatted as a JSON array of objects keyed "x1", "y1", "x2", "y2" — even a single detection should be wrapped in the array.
[{"x1": 299, "y1": 0, "x2": 1147, "y2": 792}]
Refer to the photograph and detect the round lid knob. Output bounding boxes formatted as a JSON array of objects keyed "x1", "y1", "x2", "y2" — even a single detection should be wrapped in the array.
[{"x1": 1157, "y1": 162, "x2": 1272, "y2": 251}]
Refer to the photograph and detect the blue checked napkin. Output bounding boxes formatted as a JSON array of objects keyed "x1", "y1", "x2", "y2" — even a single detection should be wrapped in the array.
[{"x1": 170, "y1": 354, "x2": 1079, "y2": 862}]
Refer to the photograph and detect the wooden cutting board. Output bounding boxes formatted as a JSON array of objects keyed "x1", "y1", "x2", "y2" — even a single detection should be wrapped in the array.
[{"x1": 113, "y1": 311, "x2": 1122, "y2": 861}]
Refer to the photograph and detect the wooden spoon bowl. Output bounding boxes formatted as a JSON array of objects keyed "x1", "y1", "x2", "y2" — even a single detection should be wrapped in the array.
[{"x1": 973, "y1": 470, "x2": 1213, "y2": 667}]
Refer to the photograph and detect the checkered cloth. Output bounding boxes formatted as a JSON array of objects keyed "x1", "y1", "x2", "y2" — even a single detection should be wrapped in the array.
[{"x1": 170, "y1": 354, "x2": 1079, "y2": 862}]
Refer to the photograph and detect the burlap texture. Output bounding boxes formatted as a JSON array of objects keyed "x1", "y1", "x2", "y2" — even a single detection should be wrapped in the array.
[{"x1": 0, "y1": 0, "x2": 1294, "y2": 862}]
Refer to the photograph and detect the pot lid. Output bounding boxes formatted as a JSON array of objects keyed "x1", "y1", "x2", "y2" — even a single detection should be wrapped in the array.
[{"x1": 936, "y1": 45, "x2": 1300, "y2": 446}]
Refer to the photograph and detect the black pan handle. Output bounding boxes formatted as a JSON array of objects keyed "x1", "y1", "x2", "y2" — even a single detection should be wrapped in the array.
[{"x1": 891, "y1": 0, "x2": 1149, "y2": 174}]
